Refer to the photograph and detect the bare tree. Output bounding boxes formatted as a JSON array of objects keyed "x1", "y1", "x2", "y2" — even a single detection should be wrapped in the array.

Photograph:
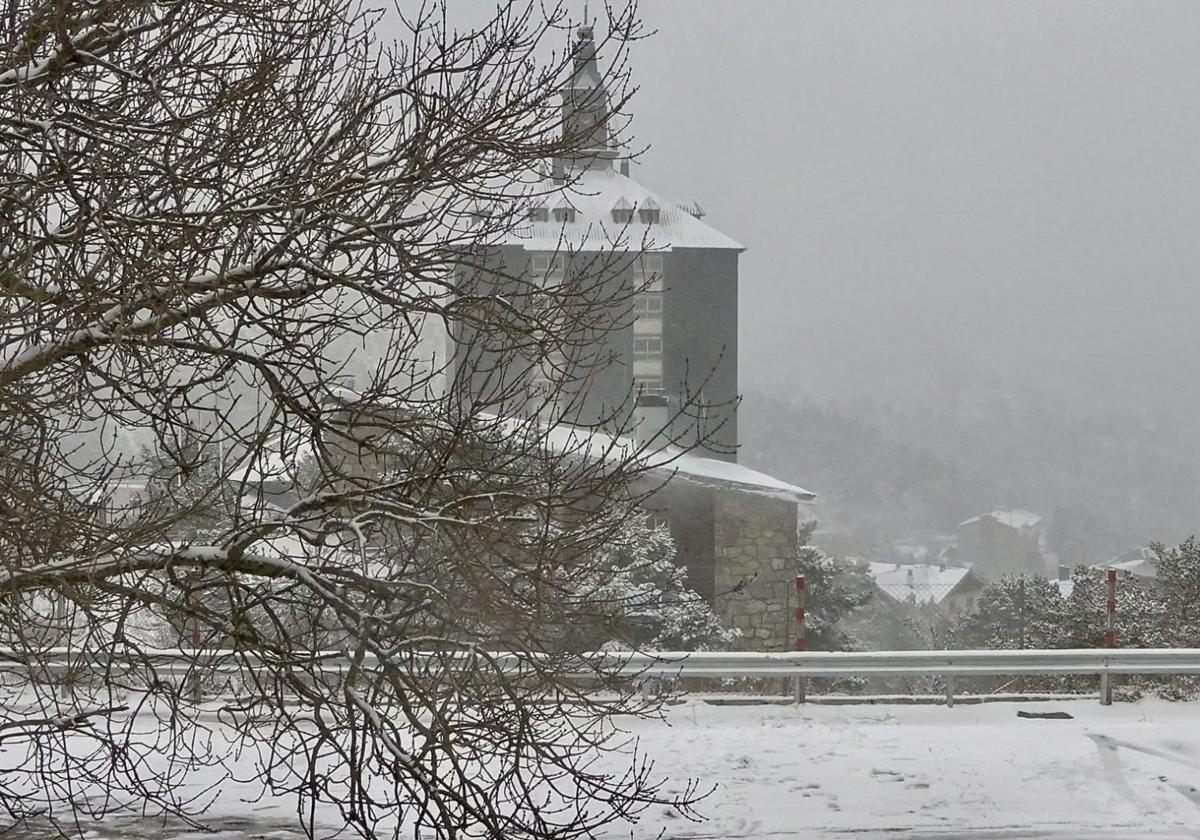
[{"x1": 0, "y1": 1, "x2": 720, "y2": 836}]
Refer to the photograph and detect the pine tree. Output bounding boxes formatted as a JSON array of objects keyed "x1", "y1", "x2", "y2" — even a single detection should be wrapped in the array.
[
  {"x1": 795, "y1": 521, "x2": 876, "y2": 650},
  {"x1": 950, "y1": 575, "x2": 1067, "y2": 650},
  {"x1": 561, "y1": 514, "x2": 734, "y2": 651},
  {"x1": 1151, "y1": 537, "x2": 1200, "y2": 645}
]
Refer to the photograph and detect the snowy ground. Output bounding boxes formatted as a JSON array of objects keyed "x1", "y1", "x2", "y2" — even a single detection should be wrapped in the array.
[
  {"x1": 610, "y1": 698, "x2": 1200, "y2": 839},
  {"x1": 11, "y1": 698, "x2": 1200, "y2": 838}
]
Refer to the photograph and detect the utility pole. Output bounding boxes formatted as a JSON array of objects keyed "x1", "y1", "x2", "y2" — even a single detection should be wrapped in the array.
[
  {"x1": 793, "y1": 575, "x2": 806, "y2": 704},
  {"x1": 1101, "y1": 569, "x2": 1117, "y2": 706},
  {"x1": 1017, "y1": 576, "x2": 1027, "y2": 649}
]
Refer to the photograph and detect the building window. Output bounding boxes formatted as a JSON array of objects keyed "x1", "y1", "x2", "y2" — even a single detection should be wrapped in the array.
[
  {"x1": 633, "y1": 336, "x2": 663, "y2": 356},
  {"x1": 633, "y1": 293, "x2": 663, "y2": 314},
  {"x1": 630, "y1": 252, "x2": 665, "y2": 397},
  {"x1": 612, "y1": 197, "x2": 634, "y2": 225},
  {"x1": 531, "y1": 253, "x2": 565, "y2": 283},
  {"x1": 527, "y1": 204, "x2": 549, "y2": 222},
  {"x1": 552, "y1": 198, "x2": 577, "y2": 224},
  {"x1": 638, "y1": 197, "x2": 661, "y2": 224},
  {"x1": 633, "y1": 254, "x2": 663, "y2": 288}
]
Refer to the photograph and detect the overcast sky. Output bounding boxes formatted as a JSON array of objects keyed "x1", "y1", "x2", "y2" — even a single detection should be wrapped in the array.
[{"x1": 618, "y1": 1, "x2": 1200, "y2": 422}]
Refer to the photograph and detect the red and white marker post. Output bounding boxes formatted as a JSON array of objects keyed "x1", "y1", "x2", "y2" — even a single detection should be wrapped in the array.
[
  {"x1": 1101, "y1": 568, "x2": 1117, "y2": 705},
  {"x1": 793, "y1": 575, "x2": 807, "y2": 704}
]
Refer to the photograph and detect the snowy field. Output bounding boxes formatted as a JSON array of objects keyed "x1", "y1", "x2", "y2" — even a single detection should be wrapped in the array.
[
  {"x1": 614, "y1": 698, "x2": 1200, "y2": 839},
  {"x1": 12, "y1": 698, "x2": 1200, "y2": 839}
]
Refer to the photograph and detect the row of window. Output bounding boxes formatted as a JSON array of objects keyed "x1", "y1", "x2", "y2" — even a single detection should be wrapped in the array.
[
  {"x1": 631, "y1": 254, "x2": 664, "y2": 396},
  {"x1": 527, "y1": 206, "x2": 575, "y2": 224},
  {"x1": 526, "y1": 200, "x2": 661, "y2": 225},
  {"x1": 612, "y1": 203, "x2": 661, "y2": 225},
  {"x1": 525, "y1": 252, "x2": 667, "y2": 398}
]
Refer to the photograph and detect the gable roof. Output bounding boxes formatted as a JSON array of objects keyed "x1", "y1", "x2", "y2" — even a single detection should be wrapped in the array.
[
  {"x1": 868, "y1": 562, "x2": 982, "y2": 605},
  {"x1": 958, "y1": 509, "x2": 1043, "y2": 530},
  {"x1": 502, "y1": 165, "x2": 743, "y2": 252}
]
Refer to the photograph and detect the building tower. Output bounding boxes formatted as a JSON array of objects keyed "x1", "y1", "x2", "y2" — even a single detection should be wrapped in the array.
[{"x1": 455, "y1": 24, "x2": 746, "y2": 461}]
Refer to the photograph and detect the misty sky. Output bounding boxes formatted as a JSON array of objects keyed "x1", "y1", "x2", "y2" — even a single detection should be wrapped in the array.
[{"x1": 620, "y1": 1, "x2": 1200, "y2": 422}]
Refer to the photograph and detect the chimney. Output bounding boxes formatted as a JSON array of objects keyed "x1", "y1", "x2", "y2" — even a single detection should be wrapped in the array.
[
  {"x1": 1058, "y1": 564, "x2": 1070, "y2": 581},
  {"x1": 632, "y1": 392, "x2": 669, "y2": 449}
]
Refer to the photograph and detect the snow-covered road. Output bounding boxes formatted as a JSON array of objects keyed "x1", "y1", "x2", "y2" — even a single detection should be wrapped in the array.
[
  {"x1": 12, "y1": 698, "x2": 1199, "y2": 838},
  {"x1": 609, "y1": 698, "x2": 1200, "y2": 838}
]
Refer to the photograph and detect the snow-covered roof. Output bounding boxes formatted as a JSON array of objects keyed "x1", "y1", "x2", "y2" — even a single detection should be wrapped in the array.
[
  {"x1": 225, "y1": 407, "x2": 816, "y2": 505},
  {"x1": 668, "y1": 450, "x2": 816, "y2": 503},
  {"x1": 532, "y1": 418, "x2": 815, "y2": 503},
  {"x1": 958, "y1": 509, "x2": 1043, "y2": 530},
  {"x1": 1103, "y1": 550, "x2": 1158, "y2": 579},
  {"x1": 500, "y1": 165, "x2": 743, "y2": 252},
  {"x1": 868, "y1": 562, "x2": 980, "y2": 605},
  {"x1": 225, "y1": 432, "x2": 315, "y2": 486}
]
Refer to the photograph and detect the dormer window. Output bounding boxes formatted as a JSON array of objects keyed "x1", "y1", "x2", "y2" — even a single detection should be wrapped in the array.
[
  {"x1": 637, "y1": 196, "x2": 660, "y2": 225},
  {"x1": 526, "y1": 201, "x2": 549, "y2": 223},
  {"x1": 552, "y1": 197, "x2": 577, "y2": 224},
  {"x1": 611, "y1": 196, "x2": 634, "y2": 225}
]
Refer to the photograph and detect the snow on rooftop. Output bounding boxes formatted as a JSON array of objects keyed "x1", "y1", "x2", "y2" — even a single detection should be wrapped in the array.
[
  {"x1": 868, "y1": 562, "x2": 977, "y2": 605},
  {"x1": 225, "y1": 405, "x2": 816, "y2": 505},
  {"x1": 958, "y1": 509, "x2": 1043, "y2": 529},
  {"x1": 501, "y1": 165, "x2": 743, "y2": 252},
  {"x1": 1104, "y1": 550, "x2": 1158, "y2": 578},
  {"x1": 530, "y1": 417, "x2": 815, "y2": 503},
  {"x1": 225, "y1": 432, "x2": 315, "y2": 486},
  {"x1": 668, "y1": 449, "x2": 816, "y2": 503}
]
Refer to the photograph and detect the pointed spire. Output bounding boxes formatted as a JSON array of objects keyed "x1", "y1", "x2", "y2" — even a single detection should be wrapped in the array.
[{"x1": 558, "y1": 24, "x2": 617, "y2": 172}]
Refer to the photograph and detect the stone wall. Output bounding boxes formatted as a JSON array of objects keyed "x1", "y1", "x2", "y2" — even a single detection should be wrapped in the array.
[{"x1": 712, "y1": 492, "x2": 800, "y2": 651}]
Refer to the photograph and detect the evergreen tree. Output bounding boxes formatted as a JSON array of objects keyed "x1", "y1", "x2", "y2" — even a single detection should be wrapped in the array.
[
  {"x1": 1151, "y1": 537, "x2": 1200, "y2": 645},
  {"x1": 950, "y1": 575, "x2": 1067, "y2": 650},
  {"x1": 1060, "y1": 565, "x2": 1165, "y2": 649},
  {"x1": 562, "y1": 514, "x2": 734, "y2": 651},
  {"x1": 796, "y1": 521, "x2": 876, "y2": 650}
]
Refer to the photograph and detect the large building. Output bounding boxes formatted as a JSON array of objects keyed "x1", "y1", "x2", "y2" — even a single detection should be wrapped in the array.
[
  {"x1": 452, "y1": 25, "x2": 743, "y2": 461},
  {"x1": 449, "y1": 25, "x2": 813, "y2": 648}
]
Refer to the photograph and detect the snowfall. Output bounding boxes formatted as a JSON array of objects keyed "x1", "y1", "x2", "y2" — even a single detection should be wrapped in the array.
[{"x1": 38, "y1": 697, "x2": 1200, "y2": 840}]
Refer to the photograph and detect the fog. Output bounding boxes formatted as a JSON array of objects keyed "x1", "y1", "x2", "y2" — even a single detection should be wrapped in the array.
[
  {"x1": 628, "y1": 1, "x2": 1200, "y2": 422},
  {"x1": 381, "y1": 1, "x2": 1200, "y2": 558},
  {"x1": 593, "y1": 1, "x2": 1200, "y2": 560}
]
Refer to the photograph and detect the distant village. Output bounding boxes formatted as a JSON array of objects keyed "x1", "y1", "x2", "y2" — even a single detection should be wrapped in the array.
[{"x1": 853, "y1": 508, "x2": 1158, "y2": 617}]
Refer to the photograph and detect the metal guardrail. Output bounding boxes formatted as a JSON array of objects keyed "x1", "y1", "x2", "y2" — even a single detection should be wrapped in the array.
[
  {"x1": 6, "y1": 647, "x2": 1199, "y2": 706},
  {"x1": 608, "y1": 648, "x2": 1200, "y2": 706},
  {"x1": 606, "y1": 648, "x2": 1200, "y2": 677}
]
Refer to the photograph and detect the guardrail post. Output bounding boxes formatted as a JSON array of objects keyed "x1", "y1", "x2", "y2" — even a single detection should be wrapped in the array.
[
  {"x1": 1101, "y1": 568, "x2": 1117, "y2": 706},
  {"x1": 945, "y1": 674, "x2": 955, "y2": 708},
  {"x1": 793, "y1": 575, "x2": 806, "y2": 704}
]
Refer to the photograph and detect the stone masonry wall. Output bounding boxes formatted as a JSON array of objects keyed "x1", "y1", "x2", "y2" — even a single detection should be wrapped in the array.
[{"x1": 712, "y1": 492, "x2": 800, "y2": 651}]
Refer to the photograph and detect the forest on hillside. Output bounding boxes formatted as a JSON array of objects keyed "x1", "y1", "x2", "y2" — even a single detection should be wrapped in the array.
[{"x1": 740, "y1": 387, "x2": 1200, "y2": 565}]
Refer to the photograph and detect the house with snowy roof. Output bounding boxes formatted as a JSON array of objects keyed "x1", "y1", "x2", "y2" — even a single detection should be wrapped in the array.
[
  {"x1": 954, "y1": 509, "x2": 1057, "y2": 580},
  {"x1": 867, "y1": 562, "x2": 986, "y2": 615}
]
